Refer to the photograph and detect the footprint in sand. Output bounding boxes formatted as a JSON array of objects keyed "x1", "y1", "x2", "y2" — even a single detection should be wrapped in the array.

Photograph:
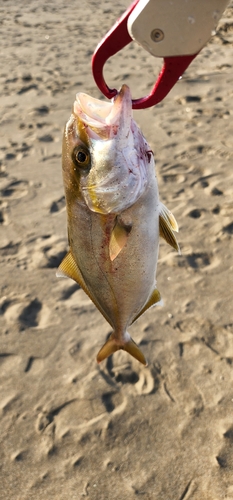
[
  {"x1": 213, "y1": 221, "x2": 233, "y2": 243},
  {"x1": 17, "y1": 84, "x2": 38, "y2": 95},
  {"x1": 15, "y1": 142, "x2": 33, "y2": 159},
  {"x1": 49, "y1": 196, "x2": 66, "y2": 214},
  {"x1": 32, "y1": 105, "x2": 50, "y2": 116},
  {"x1": 162, "y1": 173, "x2": 186, "y2": 184},
  {"x1": 135, "y1": 364, "x2": 160, "y2": 395},
  {"x1": 4, "y1": 74, "x2": 38, "y2": 96},
  {"x1": 34, "y1": 375, "x2": 126, "y2": 452},
  {"x1": 35, "y1": 122, "x2": 50, "y2": 130},
  {"x1": 38, "y1": 134, "x2": 54, "y2": 143},
  {"x1": 211, "y1": 186, "x2": 223, "y2": 196},
  {"x1": 188, "y1": 208, "x2": 204, "y2": 219},
  {"x1": 160, "y1": 249, "x2": 219, "y2": 272},
  {"x1": 0, "y1": 201, "x2": 8, "y2": 225},
  {"x1": 105, "y1": 356, "x2": 140, "y2": 385},
  {"x1": 190, "y1": 174, "x2": 216, "y2": 189},
  {"x1": 18, "y1": 298, "x2": 42, "y2": 329},
  {"x1": 101, "y1": 392, "x2": 124, "y2": 413},
  {"x1": 104, "y1": 347, "x2": 160, "y2": 396},
  {"x1": 186, "y1": 252, "x2": 211, "y2": 269},
  {"x1": 177, "y1": 95, "x2": 202, "y2": 105},
  {"x1": 10, "y1": 450, "x2": 28, "y2": 462},
  {"x1": 0, "y1": 241, "x2": 21, "y2": 259},
  {"x1": 1, "y1": 294, "x2": 56, "y2": 331},
  {"x1": 18, "y1": 234, "x2": 67, "y2": 269},
  {"x1": 1, "y1": 179, "x2": 28, "y2": 199},
  {"x1": 222, "y1": 222, "x2": 233, "y2": 235},
  {"x1": 216, "y1": 426, "x2": 233, "y2": 471}
]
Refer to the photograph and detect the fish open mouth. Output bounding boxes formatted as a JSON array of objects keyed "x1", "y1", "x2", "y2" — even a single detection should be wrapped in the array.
[{"x1": 73, "y1": 84, "x2": 132, "y2": 134}]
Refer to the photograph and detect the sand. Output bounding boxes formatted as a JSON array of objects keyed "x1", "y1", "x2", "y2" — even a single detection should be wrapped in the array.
[{"x1": 0, "y1": 1, "x2": 233, "y2": 499}]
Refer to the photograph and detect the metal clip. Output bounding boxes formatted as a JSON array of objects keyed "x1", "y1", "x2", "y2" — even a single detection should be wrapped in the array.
[
  {"x1": 92, "y1": 0, "x2": 198, "y2": 109},
  {"x1": 92, "y1": 0, "x2": 228, "y2": 108}
]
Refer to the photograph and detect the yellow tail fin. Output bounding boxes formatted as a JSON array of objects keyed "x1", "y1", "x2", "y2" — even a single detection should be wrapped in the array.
[{"x1": 96, "y1": 333, "x2": 147, "y2": 366}]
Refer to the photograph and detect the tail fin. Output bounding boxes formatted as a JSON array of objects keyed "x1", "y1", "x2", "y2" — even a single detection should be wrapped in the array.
[{"x1": 96, "y1": 333, "x2": 147, "y2": 366}]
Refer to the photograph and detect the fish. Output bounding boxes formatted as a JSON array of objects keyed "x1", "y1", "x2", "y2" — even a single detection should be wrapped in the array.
[{"x1": 57, "y1": 84, "x2": 179, "y2": 366}]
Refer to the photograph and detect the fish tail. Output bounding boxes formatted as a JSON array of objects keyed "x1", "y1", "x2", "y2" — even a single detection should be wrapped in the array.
[{"x1": 96, "y1": 332, "x2": 147, "y2": 366}]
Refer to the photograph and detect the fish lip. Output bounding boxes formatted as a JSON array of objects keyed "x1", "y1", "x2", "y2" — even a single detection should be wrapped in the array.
[
  {"x1": 73, "y1": 93, "x2": 113, "y2": 125},
  {"x1": 114, "y1": 84, "x2": 131, "y2": 103},
  {"x1": 73, "y1": 85, "x2": 132, "y2": 134}
]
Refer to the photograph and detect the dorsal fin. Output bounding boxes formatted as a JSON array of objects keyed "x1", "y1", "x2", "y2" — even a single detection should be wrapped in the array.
[
  {"x1": 57, "y1": 250, "x2": 85, "y2": 282},
  {"x1": 159, "y1": 203, "x2": 180, "y2": 253}
]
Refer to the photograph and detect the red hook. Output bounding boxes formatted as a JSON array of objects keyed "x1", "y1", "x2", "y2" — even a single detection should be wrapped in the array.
[{"x1": 92, "y1": 1, "x2": 198, "y2": 109}]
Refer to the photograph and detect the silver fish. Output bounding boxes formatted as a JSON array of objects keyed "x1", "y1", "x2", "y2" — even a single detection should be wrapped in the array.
[{"x1": 57, "y1": 85, "x2": 179, "y2": 365}]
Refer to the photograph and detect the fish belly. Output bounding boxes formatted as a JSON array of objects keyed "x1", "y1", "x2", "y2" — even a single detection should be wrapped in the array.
[{"x1": 69, "y1": 180, "x2": 159, "y2": 337}]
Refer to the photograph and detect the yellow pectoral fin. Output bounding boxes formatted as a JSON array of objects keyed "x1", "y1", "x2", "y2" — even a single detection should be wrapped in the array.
[
  {"x1": 109, "y1": 219, "x2": 132, "y2": 261},
  {"x1": 97, "y1": 333, "x2": 147, "y2": 366},
  {"x1": 132, "y1": 288, "x2": 162, "y2": 324},
  {"x1": 56, "y1": 251, "x2": 112, "y2": 327}
]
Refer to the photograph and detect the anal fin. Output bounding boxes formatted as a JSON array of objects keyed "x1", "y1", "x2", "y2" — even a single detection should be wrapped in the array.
[{"x1": 132, "y1": 288, "x2": 162, "y2": 324}]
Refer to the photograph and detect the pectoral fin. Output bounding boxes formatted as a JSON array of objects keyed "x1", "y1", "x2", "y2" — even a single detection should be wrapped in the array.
[
  {"x1": 160, "y1": 203, "x2": 179, "y2": 231},
  {"x1": 109, "y1": 218, "x2": 132, "y2": 261},
  {"x1": 57, "y1": 251, "x2": 112, "y2": 327},
  {"x1": 132, "y1": 288, "x2": 162, "y2": 324},
  {"x1": 159, "y1": 203, "x2": 180, "y2": 253},
  {"x1": 97, "y1": 333, "x2": 147, "y2": 366}
]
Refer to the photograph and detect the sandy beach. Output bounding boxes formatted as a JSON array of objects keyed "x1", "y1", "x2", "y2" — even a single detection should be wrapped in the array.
[{"x1": 1, "y1": 1, "x2": 233, "y2": 498}]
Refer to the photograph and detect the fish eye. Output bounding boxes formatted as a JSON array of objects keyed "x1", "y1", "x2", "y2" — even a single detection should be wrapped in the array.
[
  {"x1": 77, "y1": 151, "x2": 87, "y2": 163},
  {"x1": 72, "y1": 146, "x2": 90, "y2": 170}
]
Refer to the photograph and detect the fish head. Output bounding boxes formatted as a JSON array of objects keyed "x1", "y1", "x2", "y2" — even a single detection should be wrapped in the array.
[{"x1": 62, "y1": 85, "x2": 152, "y2": 214}]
